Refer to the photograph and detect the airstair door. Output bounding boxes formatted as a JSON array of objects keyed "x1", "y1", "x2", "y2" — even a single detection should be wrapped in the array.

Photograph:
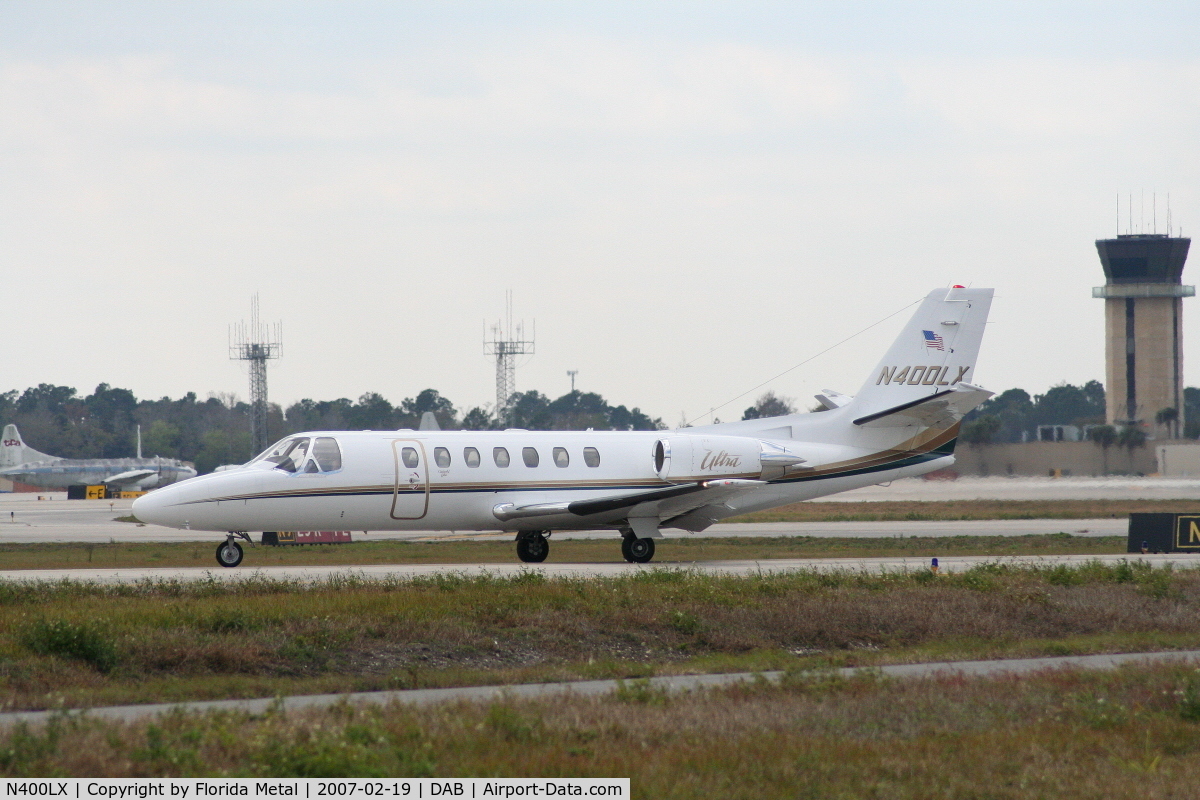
[{"x1": 391, "y1": 439, "x2": 430, "y2": 520}]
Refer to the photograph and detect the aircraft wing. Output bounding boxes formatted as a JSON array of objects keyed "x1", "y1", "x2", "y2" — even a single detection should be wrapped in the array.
[
  {"x1": 492, "y1": 478, "x2": 767, "y2": 524},
  {"x1": 852, "y1": 383, "x2": 993, "y2": 429},
  {"x1": 101, "y1": 469, "x2": 158, "y2": 486}
]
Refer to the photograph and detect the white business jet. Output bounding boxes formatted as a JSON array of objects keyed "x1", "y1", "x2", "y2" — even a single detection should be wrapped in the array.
[{"x1": 134, "y1": 287, "x2": 993, "y2": 568}]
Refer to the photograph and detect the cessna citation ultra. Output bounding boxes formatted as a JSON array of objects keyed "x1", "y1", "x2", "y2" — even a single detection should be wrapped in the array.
[{"x1": 134, "y1": 287, "x2": 993, "y2": 567}]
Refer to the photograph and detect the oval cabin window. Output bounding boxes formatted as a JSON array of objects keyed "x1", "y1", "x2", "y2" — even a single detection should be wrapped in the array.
[
  {"x1": 583, "y1": 447, "x2": 600, "y2": 468},
  {"x1": 401, "y1": 447, "x2": 420, "y2": 468}
]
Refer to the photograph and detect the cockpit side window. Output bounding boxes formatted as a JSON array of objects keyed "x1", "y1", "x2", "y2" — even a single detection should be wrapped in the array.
[
  {"x1": 312, "y1": 437, "x2": 342, "y2": 471},
  {"x1": 256, "y1": 437, "x2": 310, "y2": 473}
]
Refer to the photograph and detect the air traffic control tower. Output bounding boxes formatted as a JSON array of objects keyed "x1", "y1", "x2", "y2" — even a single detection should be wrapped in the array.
[{"x1": 1094, "y1": 233, "x2": 1192, "y2": 437}]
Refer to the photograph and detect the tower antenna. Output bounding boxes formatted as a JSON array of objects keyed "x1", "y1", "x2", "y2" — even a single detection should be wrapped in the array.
[
  {"x1": 483, "y1": 291, "x2": 534, "y2": 425},
  {"x1": 229, "y1": 294, "x2": 283, "y2": 454}
]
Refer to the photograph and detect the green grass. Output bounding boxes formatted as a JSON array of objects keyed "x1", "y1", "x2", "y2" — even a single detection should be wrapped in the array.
[
  {"x1": 7, "y1": 662, "x2": 1200, "y2": 794},
  {"x1": 0, "y1": 533, "x2": 1127, "y2": 571},
  {"x1": 0, "y1": 562, "x2": 1199, "y2": 712}
]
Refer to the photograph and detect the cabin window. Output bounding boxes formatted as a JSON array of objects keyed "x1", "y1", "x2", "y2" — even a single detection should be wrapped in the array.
[
  {"x1": 553, "y1": 447, "x2": 569, "y2": 468},
  {"x1": 583, "y1": 447, "x2": 600, "y2": 468},
  {"x1": 493, "y1": 447, "x2": 510, "y2": 468},
  {"x1": 464, "y1": 447, "x2": 481, "y2": 468},
  {"x1": 312, "y1": 437, "x2": 342, "y2": 471},
  {"x1": 401, "y1": 446, "x2": 420, "y2": 468},
  {"x1": 522, "y1": 447, "x2": 540, "y2": 467},
  {"x1": 434, "y1": 447, "x2": 451, "y2": 468}
]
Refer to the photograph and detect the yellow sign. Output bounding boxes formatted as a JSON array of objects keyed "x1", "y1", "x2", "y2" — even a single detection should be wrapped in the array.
[
  {"x1": 1174, "y1": 516, "x2": 1200, "y2": 550},
  {"x1": 85, "y1": 485, "x2": 106, "y2": 500}
]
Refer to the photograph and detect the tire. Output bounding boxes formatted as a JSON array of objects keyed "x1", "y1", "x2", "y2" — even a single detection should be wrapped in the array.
[
  {"x1": 216, "y1": 540, "x2": 244, "y2": 568},
  {"x1": 516, "y1": 535, "x2": 549, "y2": 563},
  {"x1": 628, "y1": 537, "x2": 655, "y2": 563}
]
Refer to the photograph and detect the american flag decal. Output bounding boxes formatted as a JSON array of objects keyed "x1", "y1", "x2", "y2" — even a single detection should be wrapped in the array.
[{"x1": 922, "y1": 330, "x2": 945, "y2": 350}]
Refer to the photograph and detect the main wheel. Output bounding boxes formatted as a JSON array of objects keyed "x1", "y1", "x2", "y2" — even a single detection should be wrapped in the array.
[
  {"x1": 627, "y1": 537, "x2": 655, "y2": 564},
  {"x1": 215, "y1": 540, "x2": 244, "y2": 568},
  {"x1": 516, "y1": 535, "x2": 549, "y2": 563}
]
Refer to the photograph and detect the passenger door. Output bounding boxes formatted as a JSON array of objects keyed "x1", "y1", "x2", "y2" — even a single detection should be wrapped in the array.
[{"x1": 391, "y1": 439, "x2": 430, "y2": 520}]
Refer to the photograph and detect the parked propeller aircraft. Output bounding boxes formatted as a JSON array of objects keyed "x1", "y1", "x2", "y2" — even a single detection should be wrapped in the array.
[
  {"x1": 0, "y1": 424, "x2": 197, "y2": 490},
  {"x1": 134, "y1": 287, "x2": 993, "y2": 567}
]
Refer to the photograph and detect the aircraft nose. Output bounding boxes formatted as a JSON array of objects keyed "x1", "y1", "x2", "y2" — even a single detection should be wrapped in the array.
[{"x1": 132, "y1": 489, "x2": 174, "y2": 527}]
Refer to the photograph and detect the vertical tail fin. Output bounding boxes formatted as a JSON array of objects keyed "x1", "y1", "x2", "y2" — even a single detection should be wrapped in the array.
[
  {"x1": 848, "y1": 287, "x2": 993, "y2": 419},
  {"x1": 1, "y1": 424, "x2": 55, "y2": 467}
]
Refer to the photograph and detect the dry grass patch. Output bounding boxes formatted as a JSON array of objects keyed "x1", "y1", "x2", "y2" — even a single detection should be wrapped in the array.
[
  {"x1": 6, "y1": 663, "x2": 1200, "y2": 795},
  {"x1": 1, "y1": 563, "x2": 1200, "y2": 711}
]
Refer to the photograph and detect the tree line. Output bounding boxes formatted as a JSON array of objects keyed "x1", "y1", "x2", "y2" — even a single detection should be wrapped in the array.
[
  {"x1": 960, "y1": 381, "x2": 1200, "y2": 445},
  {"x1": 0, "y1": 384, "x2": 662, "y2": 475}
]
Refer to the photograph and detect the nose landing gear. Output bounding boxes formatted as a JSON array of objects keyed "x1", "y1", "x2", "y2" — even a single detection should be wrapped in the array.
[
  {"x1": 515, "y1": 530, "x2": 550, "y2": 563},
  {"x1": 216, "y1": 532, "x2": 253, "y2": 568}
]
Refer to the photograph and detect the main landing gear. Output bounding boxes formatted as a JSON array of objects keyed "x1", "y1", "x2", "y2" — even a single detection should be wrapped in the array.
[
  {"x1": 515, "y1": 530, "x2": 550, "y2": 563},
  {"x1": 216, "y1": 532, "x2": 253, "y2": 568},
  {"x1": 621, "y1": 530, "x2": 656, "y2": 564}
]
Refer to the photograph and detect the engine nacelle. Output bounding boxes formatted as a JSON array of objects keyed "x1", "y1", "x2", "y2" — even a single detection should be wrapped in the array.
[{"x1": 653, "y1": 435, "x2": 805, "y2": 481}]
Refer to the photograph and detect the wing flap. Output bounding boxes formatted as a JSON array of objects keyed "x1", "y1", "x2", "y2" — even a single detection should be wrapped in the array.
[{"x1": 492, "y1": 479, "x2": 767, "y2": 523}]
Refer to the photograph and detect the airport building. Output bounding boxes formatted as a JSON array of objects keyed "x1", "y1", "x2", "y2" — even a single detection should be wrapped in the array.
[{"x1": 1093, "y1": 233, "x2": 1192, "y2": 438}]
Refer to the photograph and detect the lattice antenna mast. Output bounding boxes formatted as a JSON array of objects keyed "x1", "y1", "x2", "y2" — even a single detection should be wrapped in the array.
[
  {"x1": 483, "y1": 291, "x2": 534, "y2": 425},
  {"x1": 229, "y1": 294, "x2": 282, "y2": 454}
]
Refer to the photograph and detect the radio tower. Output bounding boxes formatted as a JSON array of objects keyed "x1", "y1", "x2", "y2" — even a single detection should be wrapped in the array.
[
  {"x1": 229, "y1": 294, "x2": 282, "y2": 454},
  {"x1": 484, "y1": 291, "x2": 534, "y2": 424}
]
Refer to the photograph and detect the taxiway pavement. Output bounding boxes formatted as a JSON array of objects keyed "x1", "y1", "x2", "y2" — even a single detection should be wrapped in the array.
[
  {"x1": 0, "y1": 496, "x2": 1127, "y2": 543},
  {"x1": 0, "y1": 551, "x2": 1193, "y2": 585}
]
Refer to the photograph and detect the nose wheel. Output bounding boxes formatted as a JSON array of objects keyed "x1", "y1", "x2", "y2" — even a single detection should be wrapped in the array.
[
  {"x1": 215, "y1": 532, "x2": 252, "y2": 568},
  {"x1": 515, "y1": 531, "x2": 550, "y2": 563}
]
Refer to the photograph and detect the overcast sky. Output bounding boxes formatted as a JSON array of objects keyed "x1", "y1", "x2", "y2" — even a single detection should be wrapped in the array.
[{"x1": 4, "y1": 2, "x2": 1199, "y2": 425}]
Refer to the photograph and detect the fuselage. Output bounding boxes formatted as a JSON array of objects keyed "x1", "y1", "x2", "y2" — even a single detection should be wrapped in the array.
[
  {"x1": 131, "y1": 421, "x2": 957, "y2": 534},
  {"x1": 1, "y1": 457, "x2": 197, "y2": 490}
]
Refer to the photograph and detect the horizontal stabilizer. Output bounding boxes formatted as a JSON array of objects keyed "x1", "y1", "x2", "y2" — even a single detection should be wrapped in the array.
[{"x1": 853, "y1": 383, "x2": 993, "y2": 429}]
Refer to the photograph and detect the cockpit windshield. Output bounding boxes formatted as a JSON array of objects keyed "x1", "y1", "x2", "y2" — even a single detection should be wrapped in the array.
[{"x1": 249, "y1": 436, "x2": 342, "y2": 474}]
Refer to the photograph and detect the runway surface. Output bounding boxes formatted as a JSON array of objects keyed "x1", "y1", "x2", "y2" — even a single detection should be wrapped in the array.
[
  {"x1": 0, "y1": 496, "x2": 1128, "y2": 543},
  {"x1": 3, "y1": 649, "x2": 1197, "y2": 725},
  {"x1": 0, "y1": 551, "x2": 1194, "y2": 585}
]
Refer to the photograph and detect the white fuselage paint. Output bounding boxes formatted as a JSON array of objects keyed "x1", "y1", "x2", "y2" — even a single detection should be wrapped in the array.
[
  {"x1": 132, "y1": 424, "x2": 952, "y2": 535},
  {"x1": 133, "y1": 286, "x2": 993, "y2": 541}
]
